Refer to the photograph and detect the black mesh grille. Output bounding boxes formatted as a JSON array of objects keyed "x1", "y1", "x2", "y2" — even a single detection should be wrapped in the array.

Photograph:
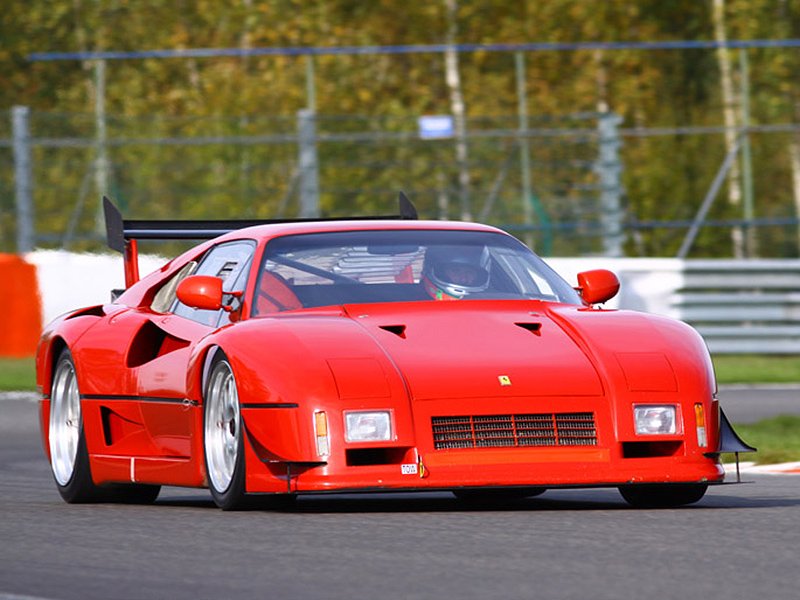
[{"x1": 431, "y1": 412, "x2": 597, "y2": 450}]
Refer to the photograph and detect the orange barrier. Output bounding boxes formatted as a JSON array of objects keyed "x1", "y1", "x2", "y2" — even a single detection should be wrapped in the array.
[{"x1": 0, "y1": 254, "x2": 43, "y2": 357}]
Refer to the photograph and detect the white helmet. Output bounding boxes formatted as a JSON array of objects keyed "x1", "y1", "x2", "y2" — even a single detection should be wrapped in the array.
[{"x1": 422, "y1": 246, "x2": 490, "y2": 300}]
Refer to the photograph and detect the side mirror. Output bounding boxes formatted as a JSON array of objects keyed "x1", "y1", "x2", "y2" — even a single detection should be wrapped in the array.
[
  {"x1": 577, "y1": 269, "x2": 620, "y2": 305},
  {"x1": 176, "y1": 275, "x2": 224, "y2": 311}
]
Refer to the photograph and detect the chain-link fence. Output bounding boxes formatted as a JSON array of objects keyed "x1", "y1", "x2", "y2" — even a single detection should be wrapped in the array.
[
  {"x1": 10, "y1": 36, "x2": 800, "y2": 259},
  {"x1": 5, "y1": 106, "x2": 800, "y2": 258},
  {"x1": 2, "y1": 109, "x2": 622, "y2": 257}
]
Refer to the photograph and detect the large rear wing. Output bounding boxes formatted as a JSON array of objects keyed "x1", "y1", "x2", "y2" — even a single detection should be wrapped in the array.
[{"x1": 103, "y1": 194, "x2": 418, "y2": 288}]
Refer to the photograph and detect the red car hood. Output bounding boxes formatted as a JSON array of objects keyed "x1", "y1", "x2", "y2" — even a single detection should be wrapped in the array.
[{"x1": 344, "y1": 301, "x2": 604, "y2": 400}]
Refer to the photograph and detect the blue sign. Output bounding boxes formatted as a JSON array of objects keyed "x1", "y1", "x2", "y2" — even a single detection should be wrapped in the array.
[{"x1": 418, "y1": 115, "x2": 454, "y2": 139}]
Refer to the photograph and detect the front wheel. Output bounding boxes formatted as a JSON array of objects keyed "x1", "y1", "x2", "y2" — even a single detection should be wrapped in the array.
[
  {"x1": 618, "y1": 483, "x2": 708, "y2": 508},
  {"x1": 204, "y1": 354, "x2": 249, "y2": 510}
]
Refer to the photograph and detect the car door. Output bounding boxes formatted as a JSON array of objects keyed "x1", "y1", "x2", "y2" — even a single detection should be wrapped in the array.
[{"x1": 135, "y1": 240, "x2": 256, "y2": 457}]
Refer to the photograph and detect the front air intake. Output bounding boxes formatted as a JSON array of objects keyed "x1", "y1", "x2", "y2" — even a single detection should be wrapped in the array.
[{"x1": 431, "y1": 412, "x2": 597, "y2": 450}]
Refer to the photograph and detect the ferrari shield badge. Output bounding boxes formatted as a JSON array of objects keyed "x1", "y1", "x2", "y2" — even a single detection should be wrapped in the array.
[{"x1": 498, "y1": 375, "x2": 512, "y2": 386}]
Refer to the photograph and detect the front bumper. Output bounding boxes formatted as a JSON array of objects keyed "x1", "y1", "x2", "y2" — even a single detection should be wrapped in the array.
[
  {"x1": 244, "y1": 444, "x2": 725, "y2": 494},
  {"x1": 241, "y1": 397, "x2": 736, "y2": 495}
]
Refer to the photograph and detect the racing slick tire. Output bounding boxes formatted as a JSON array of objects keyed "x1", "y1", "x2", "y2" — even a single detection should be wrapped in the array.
[
  {"x1": 49, "y1": 348, "x2": 160, "y2": 504},
  {"x1": 203, "y1": 352, "x2": 298, "y2": 511},
  {"x1": 203, "y1": 353, "x2": 250, "y2": 510},
  {"x1": 618, "y1": 483, "x2": 708, "y2": 508}
]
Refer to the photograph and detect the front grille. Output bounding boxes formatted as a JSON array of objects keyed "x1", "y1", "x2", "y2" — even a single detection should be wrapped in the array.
[{"x1": 431, "y1": 412, "x2": 597, "y2": 450}]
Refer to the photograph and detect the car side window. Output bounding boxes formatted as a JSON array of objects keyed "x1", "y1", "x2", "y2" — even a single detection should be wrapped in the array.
[
  {"x1": 150, "y1": 260, "x2": 198, "y2": 314},
  {"x1": 171, "y1": 240, "x2": 256, "y2": 327}
]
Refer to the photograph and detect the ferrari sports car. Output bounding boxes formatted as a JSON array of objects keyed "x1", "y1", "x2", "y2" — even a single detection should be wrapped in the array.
[{"x1": 37, "y1": 195, "x2": 754, "y2": 510}]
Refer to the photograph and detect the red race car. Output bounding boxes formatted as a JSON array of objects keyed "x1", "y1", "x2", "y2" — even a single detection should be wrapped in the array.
[{"x1": 37, "y1": 195, "x2": 754, "y2": 510}]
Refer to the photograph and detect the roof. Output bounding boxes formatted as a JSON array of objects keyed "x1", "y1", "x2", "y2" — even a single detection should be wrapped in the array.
[{"x1": 214, "y1": 218, "x2": 506, "y2": 243}]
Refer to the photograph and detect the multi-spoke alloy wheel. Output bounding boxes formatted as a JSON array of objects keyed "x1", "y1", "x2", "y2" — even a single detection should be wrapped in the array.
[
  {"x1": 49, "y1": 352, "x2": 81, "y2": 487},
  {"x1": 204, "y1": 354, "x2": 247, "y2": 509},
  {"x1": 48, "y1": 348, "x2": 160, "y2": 504}
]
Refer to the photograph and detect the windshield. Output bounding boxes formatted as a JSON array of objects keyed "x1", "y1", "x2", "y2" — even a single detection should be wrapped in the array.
[{"x1": 251, "y1": 229, "x2": 581, "y2": 315}]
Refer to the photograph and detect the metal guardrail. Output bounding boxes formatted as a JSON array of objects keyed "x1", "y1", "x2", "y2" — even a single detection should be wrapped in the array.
[
  {"x1": 674, "y1": 260, "x2": 800, "y2": 354},
  {"x1": 21, "y1": 252, "x2": 800, "y2": 355}
]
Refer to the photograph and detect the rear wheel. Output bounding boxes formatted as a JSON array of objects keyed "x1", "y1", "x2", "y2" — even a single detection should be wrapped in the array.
[
  {"x1": 49, "y1": 350, "x2": 83, "y2": 498},
  {"x1": 618, "y1": 483, "x2": 708, "y2": 508},
  {"x1": 49, "y1": 348, "x2": 160, "y2": 504}
]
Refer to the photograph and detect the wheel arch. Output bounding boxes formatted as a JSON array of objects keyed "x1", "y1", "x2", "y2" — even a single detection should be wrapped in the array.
[
  {"x1": 44, "y1": 336, "x2": 68, "y2": 394},
  {"x1": 36, "y1": 305, "x2": 108, "y2": 397},
  {"x1": 186, "y1": 342, "x2": 225, "y2": 404}
]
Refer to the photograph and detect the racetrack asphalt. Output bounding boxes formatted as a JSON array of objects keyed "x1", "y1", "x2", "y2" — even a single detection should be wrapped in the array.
[
  {"x1": 1, "y1": 390, "x2": 800, "y2": 599},
  {"x1": 716, "y1": 383, "x2": 800, "y2": 423}
]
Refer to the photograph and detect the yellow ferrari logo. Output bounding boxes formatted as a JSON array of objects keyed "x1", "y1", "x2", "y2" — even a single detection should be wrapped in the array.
[{"x1": 498, "y1": 375, "x2": 512, "y2": 386}]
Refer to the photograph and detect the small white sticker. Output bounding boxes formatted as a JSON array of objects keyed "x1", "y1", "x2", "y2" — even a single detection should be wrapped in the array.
[{"x1": 401, "y1": 463, "x2": 418, "y2": 475}]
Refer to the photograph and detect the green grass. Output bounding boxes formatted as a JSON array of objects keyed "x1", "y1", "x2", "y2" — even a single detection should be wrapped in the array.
[
  {"x1": 726, "y1": 415, "x2": 800, "y2": 465},
  {"x1": 0, "y1": 357, "x2": 36, "y2": 391},
  {"x1": 712, "y1": 354, "x2": 800, "y2": 384}
]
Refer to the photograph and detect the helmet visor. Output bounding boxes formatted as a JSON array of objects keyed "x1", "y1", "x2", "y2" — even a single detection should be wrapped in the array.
[{"x1": 431, "y1": 260, "x2": 489, "y2": 293}]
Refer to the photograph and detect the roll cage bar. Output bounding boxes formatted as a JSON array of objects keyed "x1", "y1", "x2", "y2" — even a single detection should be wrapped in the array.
[{"x1": 103, "y1": 193, "x2": 418, "y2": 288}]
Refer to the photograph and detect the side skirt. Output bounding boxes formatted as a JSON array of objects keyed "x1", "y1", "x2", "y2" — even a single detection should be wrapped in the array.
[{"x1": 91, "y1": 454, "x2": 205, "y2": 487}]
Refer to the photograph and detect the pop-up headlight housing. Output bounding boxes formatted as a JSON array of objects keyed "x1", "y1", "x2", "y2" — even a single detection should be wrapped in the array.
[
  {"x1": 633, "y1": 405, "x2": 677, "y2": 435},
  {"x1": 344, "y1": 411, "x2": 392, "y2": 443}
]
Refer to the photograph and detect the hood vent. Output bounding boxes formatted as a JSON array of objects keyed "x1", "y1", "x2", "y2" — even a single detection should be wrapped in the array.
[
  {"x1": 515, "y1": 322, "x2": 542, "y2": 335},
  {"x1": 379, "y1": 324, "x2": 407, "y2": 339}
]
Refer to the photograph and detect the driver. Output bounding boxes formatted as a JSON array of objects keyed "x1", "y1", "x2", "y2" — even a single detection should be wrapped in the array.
[{"x1": 421, "y1": 246, "x2": 490, "y2": 300}]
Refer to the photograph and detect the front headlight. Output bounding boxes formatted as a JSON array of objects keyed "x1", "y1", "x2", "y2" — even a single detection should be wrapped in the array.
[
  {"x1": 633, "y1": 405, "x2": 677, "y2": 435},
  {"x1": 344, "y1": 411, "x2": 392, "y2": 442}
]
